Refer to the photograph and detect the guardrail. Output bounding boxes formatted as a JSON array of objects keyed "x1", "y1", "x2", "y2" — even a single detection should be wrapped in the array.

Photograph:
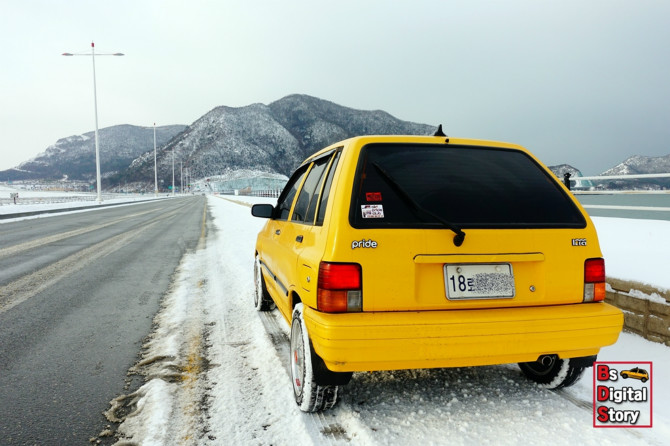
[
  {"x1": 578, "y1": 173, "x2": 670, "y2": 181},
  {"x1": 573, "y1": 190, "x2": 670, "y2": 195},
  {"x1": 218, "y1": 189, "x2": 281, "y2": 198},
  {"x1": 565, "y1": 172, "x2": 670, "y2": 192},
  {"x1": 564, "y1": 172, "x2": 670, "y2": 213},
  {"x1": 581, "y1": 204, "x2": 670, "y2": 212},
  {"x1": 0, "y1": 193, "x2": 151, "y2": 207},
  {"x1": 247, "y1": 189, "x2": 281, "y2": 198}
]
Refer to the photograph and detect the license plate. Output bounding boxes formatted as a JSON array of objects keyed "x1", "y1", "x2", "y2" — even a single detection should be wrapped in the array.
[{"x1": 444, "y1": 263, "x2": 515, "y2": 300}]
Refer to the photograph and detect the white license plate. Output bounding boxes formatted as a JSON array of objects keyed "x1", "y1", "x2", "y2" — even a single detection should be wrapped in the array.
[{"x1": 444, "y1": 263, "x2": 515, "y2": 300}]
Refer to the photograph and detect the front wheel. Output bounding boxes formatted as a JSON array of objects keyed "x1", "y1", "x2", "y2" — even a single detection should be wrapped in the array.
[
  {"x1": 254, "y1": 256, "x2": 275, "y2": 311},
  {"x1": 290, "y1": 303, "x2": 340, "y2": 412},
  {"x1": 518, "y1": 355, "x2": 587, "y2": 389}
]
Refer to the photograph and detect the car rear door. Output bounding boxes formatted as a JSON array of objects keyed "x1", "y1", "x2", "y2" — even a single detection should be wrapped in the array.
[
  {"x1": 260, "y1": 164, "x2": 309, "y2": 318},
  {"x1": 291, "y1": 151, "x2": 341, "y2": 295},
  {"x1": 264, "y1": 154, "x2": 337, "y2": 318}
]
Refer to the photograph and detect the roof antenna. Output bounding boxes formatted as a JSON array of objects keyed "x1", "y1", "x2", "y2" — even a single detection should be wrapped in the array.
[{"x1": 433, "y1": 124, "x2": 447, "y2": 137}]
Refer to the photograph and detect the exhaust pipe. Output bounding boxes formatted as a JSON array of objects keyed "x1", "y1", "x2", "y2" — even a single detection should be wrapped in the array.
[{"x1": 538, "y1": 355, "x2": 555, "y2": 367}]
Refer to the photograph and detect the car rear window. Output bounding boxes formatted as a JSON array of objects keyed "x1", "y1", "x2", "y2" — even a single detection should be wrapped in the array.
[{"x1": 350, "y1": 143, "x2": 586, "y2": 229}]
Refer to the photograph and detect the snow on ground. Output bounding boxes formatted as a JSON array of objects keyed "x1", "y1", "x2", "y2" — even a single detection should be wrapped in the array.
[
  {"x1": 2, "y1": 193, "x2": 668, "y2": 445},
  {"x1": 592, "y1": 216, "x2": 670, "y2": 292},
  {"x1": 105, "y1": 196, "x2": 669, "y2": 446}
]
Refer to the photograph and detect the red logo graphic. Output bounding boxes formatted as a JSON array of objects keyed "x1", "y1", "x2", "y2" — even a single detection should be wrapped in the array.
[{"x1": 365, "y1": 192, "x2": 382, "y2": 202}]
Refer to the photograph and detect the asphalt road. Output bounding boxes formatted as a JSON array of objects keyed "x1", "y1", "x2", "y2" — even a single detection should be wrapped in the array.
[{"x1": 0, "y1": 196, "x2": 207, "y2": 445}]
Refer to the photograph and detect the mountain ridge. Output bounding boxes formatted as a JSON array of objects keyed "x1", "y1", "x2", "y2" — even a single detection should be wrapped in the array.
[
  {"x1": 3, "y1": 94, "x2": 669, "y2": 191},
  {"x1": 111, "y1": 94, "x2": 434, "y2": 190},
  {"x1": 596, "y1": 154, "x2": 670, "y2": 189},
  {"x1": 1, "y1": 124, "x2": 187, "y2": 182}
]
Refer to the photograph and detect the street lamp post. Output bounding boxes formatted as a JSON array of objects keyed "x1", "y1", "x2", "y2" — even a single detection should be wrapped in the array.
[
  {"x1": 172, "y1": 149, "x2": 175, "y2": 197},
  {"x1": 62, "y1": 42, "x2": 124, "y2": 203},
  {"x1": 153, "y1": 123, "x2": 158, "y2": 197}
]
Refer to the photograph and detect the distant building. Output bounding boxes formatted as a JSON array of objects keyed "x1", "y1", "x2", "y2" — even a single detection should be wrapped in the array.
[{"x1": 196, "y1": 171, "x2": 288, "y2": 196}]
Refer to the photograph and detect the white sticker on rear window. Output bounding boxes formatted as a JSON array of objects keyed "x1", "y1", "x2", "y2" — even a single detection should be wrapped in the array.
[{"x1": 361, "y1": 204, "x2": 384, "y2": 219}]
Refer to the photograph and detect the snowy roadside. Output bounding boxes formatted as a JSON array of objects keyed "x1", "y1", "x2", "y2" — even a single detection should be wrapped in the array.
[
  {"x1": 103, "y1": 196, "x2": 669, "y2": 446},
  {"x1": 592, "y1": 216, "x2": 670, "y2": 292},
  {"x1": 0, "y1": 192, "x2": 168, "y2": 220}
]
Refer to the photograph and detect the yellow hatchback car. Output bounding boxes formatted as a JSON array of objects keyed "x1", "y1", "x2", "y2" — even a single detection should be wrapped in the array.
[
  {"x1": 620, "y1": 367, "x2": 649, "y2": 382},
  {"x1": 251, "y1": 129, "x2": 623, "y2": 412}
]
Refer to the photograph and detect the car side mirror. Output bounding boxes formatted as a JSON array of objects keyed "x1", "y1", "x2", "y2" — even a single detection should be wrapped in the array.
[{"x1": 251, "y1": 204, "x2": 274, "y2": 219}]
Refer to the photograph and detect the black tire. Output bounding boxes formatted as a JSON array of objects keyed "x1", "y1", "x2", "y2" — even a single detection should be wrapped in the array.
[
  {"x1": 254, "y1": 256, "x2": 275, "y2": 311},
  {"x1": 290, "y1": 303, "x2": 340, "y2": 412},
  {"x1": 518, "y1": 355, "x2": 587, "y2": 389},
  {"x1": 641, "y1": 377, "x2": 648, "y2": 383},
  {"x1": 621, "y1": 373, "x2": 629, "y2": 379}
]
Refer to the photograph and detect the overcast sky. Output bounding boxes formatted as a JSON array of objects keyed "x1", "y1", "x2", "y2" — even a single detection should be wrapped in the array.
[{"x1": 1, "y1": 0, "x2": 669, "y2": 175}]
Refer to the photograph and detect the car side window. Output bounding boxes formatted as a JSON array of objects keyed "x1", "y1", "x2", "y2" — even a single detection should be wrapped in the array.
[
  {"x1": 315, "y1": 151, "x2": 341, "y2": 226},
  {"x1": 292, "y1": 157, "x2": 330, "y2": 223},
  {"x1": 275, "y1": 165, "x2": 309, "y2": 221}
]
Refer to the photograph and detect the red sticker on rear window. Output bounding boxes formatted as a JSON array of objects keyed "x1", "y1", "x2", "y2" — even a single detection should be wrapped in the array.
[{"x1": 366, "y1": 192, "x2": 382, "y2": 202}]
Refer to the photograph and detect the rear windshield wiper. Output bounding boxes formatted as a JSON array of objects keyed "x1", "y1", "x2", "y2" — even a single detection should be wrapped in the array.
[{"x1": 371, "y1": 162, "x2": 466, "y2": 247}]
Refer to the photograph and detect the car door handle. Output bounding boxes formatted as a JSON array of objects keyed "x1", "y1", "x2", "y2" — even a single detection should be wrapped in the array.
[
  {"x1": 296, "y1": 235, "x2": 304, "y2": 243},
  {"x1": 275, "y1": 229, "x2": 281, "y2": 235}
]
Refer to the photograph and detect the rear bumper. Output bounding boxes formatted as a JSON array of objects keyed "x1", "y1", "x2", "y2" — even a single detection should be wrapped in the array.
[{"x1": 303, "y1": 303, "x2": 623, "y2": 372}]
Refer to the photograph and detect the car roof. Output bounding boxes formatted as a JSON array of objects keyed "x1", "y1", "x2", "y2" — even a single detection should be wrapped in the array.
[{"x1": 303, "y1": 135, "x2": 528, "y2": 164}]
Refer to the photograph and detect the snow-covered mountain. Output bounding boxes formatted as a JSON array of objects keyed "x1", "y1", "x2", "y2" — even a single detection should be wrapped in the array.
[
  {"x1": 1, "y1": 124, "x2": 186, "y2": 182},
  {"x1": 548, "y1": 164, "x2": 583, "y2": 180},
  {"x1": 596, "y1": 154, "x2": 670, "y2": 189},
  {"x1": 7, "y1": 94, "x2": 668, "y2": 191},
  {"x1": 547, "y1": 164, "x2": 594, "y2": 188},
  {"x1": 602, "y1": 154, "x2": 670, "y2": 176},
  {"x1": 116, "y1": 94, "x2": 434, "y2": 188}
]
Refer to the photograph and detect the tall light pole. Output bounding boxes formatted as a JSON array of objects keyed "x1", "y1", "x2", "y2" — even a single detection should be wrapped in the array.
[
  {"x1": 153, "y1": 123, "x2": 158, "y2": 197},
  {"x1": 63, "y1": 42, "x2": 124, "y2": 203},
  {"x1": 172, "y1": 148, "x2": 175, "y2": 197}
]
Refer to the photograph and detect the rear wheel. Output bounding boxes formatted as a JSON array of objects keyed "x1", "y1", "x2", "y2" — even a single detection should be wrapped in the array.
[
  {"x1": 290, "y1": 303, "x2": 342, "y2": 412},
  {"x1": 518, "y1": 355, "x2": 588, "y2": 389},
  {"x1": 254, "y1": 256, "x2": 275, "y2": 311}
]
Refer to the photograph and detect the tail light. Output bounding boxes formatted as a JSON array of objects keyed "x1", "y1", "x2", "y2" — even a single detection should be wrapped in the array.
[
  {"x1": 584, "y1": 258, "x2": 606, "y2": 302},
  {"x1": 317, "y1": 262, "x2": 362, "y2": 313}
]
